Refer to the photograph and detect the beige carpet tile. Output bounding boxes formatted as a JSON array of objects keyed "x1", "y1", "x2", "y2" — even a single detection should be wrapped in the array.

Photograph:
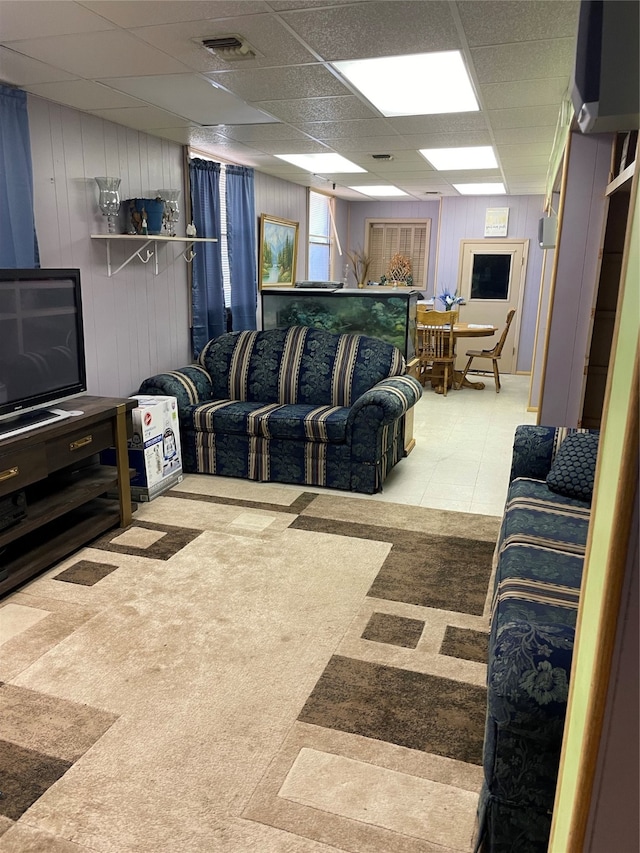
[
  {"x1": 243, "y1": 721, "x2": 482, "y2": 853},
  {"x1": 361, "y1": 612, "x2": 425, "y2": 648},
  {"x1": 278, "y1": 747, "x2": 478, "y2": 849},
  {"x1": 440, "y1": 626, "x2": 490, "y2": 665},
  {"x1": 0, "y1": 824, "x2": 100, "y2": 852},
  {"x1": 0, "y1": 684, "x2": 117, "y2": 761},
  {"x1": 53, "y1": 560, "x2": 119, "y2": 587},
  {"x1": 0, "y1": 603, "x2": 51, "y2": 645},
  {"x1": 291, "y1": 516, "x2": 495, "y2": 615},
  {"x1": 300, "y1": 494, "x2": 500, "y2": 541},
  {"x1": 90, "y1": 519, "x2": 202, "y2": 560},
  {"x1": 132, "y1": 494, "x2": 299, "y2": 539},
  {"x1": 0, "y1": 818, "x2": 11, "y2": 841},
  {"x1": 170, "y1": 473, "x2": 309, "y2": 507},
  {"x1": 0, "y1": 595, "x2": 100, "y2": 683},
  {"x1": 298, "y1": 655, "x2": 486, "y2": 764},
  {"x1": 0, "y1": 740, "x2": 71, "y2": 821}
]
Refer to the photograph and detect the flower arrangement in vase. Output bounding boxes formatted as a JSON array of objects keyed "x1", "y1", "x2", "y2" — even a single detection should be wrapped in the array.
[
  {"x1": 380, "y1": 253, "x2": 413, "y2": 288},
  {"x1": 437, "y1": 289, "x2": 465, "y2": 310},
  {"x1": 346, "y1": 248, "x2": 371, "y2": 287}
]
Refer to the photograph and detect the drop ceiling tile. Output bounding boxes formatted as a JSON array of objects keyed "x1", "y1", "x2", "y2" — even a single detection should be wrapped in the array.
[
  {"x1": 507, "y1": 184, "x2": 546, "y2": 193},
  {"x1": 218, "y1": 124, "x2": 308, "y2": 143},
  {"x1": 500, "y1": 154, "x2": 550, "y2": 167},
  {"x1": 0, "y1": 1, "x2": 115, "y2": 41},
  {"x1": 488, "y1": 104, "x2": 560, "y2": 129},
  {"x1": 470, "y1": 39, "x2": 576, "y2": 84},
  {"x1": 279, "y1": 1, "x2": 460, "y2": 60},
  {"x1": 295, "y1": 118, "x2": 394, "y2": 140},
  {"x1": 494, "y1": 126, "x2": 556, "y2": 145},
  {"x1": 457, "y1": 1, "x2": 579, "y2": 46},
  {"x1": 80, "y1": 1, "x2": 270, "y2": 28},
  {"x1": 22, "y1": 79, "x2": 147, "y2": 111},
  {"x1": 326, "y1": 136, "x2": 415, "y2": 154},
  {"x1": 88, "y1": 106, "x2": 194, "y2": 130},
  {"x1": 400, "y1": 132, "x2": 493, "y2": 149},
  {"x1": 253, "y1": 96, "x2": 378, "y2": 123},
  {"x1": 0, "y1": 47, "x2": 77, "y2": 85},
  {"x1": 435, "y1": 170, "x2": 503, "y2": 183},
  {"x1": 130, "y1": 15, "x2": 316, "y2": 73},
  {"x1": 8, "y1": 30, "x2": 189, "y2": 78},
  {"x1": 247, "y1": 139, "x2": 332, "y2": 155},
  {"x1": 149, "y1": 126, "x2": 232, "y2": 145},
  {"x1": 205, "y1": 64, "x2": 346, "y2": 101},
  {"x1": 480, "y1": 78, "x2": 569, "y2": 110},
  {"x1": 99, "y1": 74, "x2": 277, "y2": 125},
  {"x1": 387, "y1": 113, "x2": 488, "y2": 135},
  {"x1": 498, "y1": 142, "x2": 553, "y2": 158}
]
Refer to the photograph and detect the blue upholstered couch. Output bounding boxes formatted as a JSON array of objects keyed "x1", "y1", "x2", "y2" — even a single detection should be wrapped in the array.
[
  {"x1": 477, "y1": 424, "x2": 599, "y2": 853},
  {"x1": 138, "y1": 326, "x2": 422, "y2": 494}
]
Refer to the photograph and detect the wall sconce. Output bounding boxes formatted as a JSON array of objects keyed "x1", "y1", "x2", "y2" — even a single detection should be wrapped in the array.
[{"x1": 95, "y1": 177, "x2": 121, "y2": 233}]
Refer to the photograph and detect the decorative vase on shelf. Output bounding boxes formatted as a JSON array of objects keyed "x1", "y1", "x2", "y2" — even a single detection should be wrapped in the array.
[
  {"x1": 95, "y1": 177, "x2": 121, "y2": 234},
  {"x1": 158, "y1": 189, "x2": 180, "y2": 237}
]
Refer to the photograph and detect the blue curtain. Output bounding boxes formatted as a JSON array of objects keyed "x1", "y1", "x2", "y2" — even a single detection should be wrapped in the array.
[
  {"x1": 189, "y1": 158, "x2": 224, "y2": 355},
  {"x1": 225, "y1": 164, "x2": 257, "y2": 331},
  {"x1": 0, "y1": 85, "x2": 39, "y2": 268}
]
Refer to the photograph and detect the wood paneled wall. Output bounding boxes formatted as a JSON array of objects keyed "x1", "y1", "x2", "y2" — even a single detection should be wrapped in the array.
[{"x1": 27, "y1": 96, "x2": 189, "y2": 399}]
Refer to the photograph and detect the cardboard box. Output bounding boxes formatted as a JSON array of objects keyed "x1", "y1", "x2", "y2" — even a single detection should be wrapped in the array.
[{"x1": 102, "y1": 395, "x2": 183, "y2": 501}]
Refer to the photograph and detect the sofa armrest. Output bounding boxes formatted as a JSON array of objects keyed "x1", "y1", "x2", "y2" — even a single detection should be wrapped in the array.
[
  {"x1": 138, "y1": 365, "x2": 213, "y2": 410},
  {"x1": 347, "y1": 375, "x2": 422, "y2": 427}
]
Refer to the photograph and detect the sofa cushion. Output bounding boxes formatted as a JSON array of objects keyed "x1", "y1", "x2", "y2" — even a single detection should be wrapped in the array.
[
  {"x1": 188, "y1": 399, "x2": 350, "y2": 443},
  {"x1": 198, "y1": 326, "x2": 405, "y2": 407},
  {"x1": 546, "y1": 431, "x2": 599, "y2": 503}
]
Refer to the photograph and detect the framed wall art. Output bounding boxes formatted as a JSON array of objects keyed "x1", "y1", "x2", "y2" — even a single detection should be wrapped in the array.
[{"x1": 259, "y1": 214, "x2": 298, "y2": 288}]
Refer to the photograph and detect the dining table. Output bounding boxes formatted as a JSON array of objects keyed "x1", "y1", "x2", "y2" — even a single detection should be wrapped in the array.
[{"x1": 417, "y1": 321, "x2": 498, "y2": 393}]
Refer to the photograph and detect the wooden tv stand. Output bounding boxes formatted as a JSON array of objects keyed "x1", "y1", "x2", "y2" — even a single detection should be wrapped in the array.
[{"x1": 0, "y1": 396, "x2": 136, "y2": 597}]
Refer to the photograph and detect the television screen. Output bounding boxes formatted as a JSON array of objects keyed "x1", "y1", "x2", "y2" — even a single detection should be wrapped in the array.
[{"x1": 0, "y1": 268, "x2": 87, "y2": 430}]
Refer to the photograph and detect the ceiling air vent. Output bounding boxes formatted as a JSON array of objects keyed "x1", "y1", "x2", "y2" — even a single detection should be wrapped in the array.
[
  {"x1": 371, "y1": 153, "x2": 393, "y2": 160},
  {"x1": 202, "y1": 35, "x2": 256, "y2": 61}
]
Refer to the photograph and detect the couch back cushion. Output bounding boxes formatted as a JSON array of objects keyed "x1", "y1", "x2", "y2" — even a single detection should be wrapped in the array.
[{"x1": 199, "y1": 326, "x2": 405, "y2": 406}]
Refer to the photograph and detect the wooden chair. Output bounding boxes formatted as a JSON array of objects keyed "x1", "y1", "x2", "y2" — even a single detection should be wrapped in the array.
[
  {"x1": 418, "y1": 310, "x2": 457, "y2": 396},
  {"x1": 456, "y1": 308, "x2": 516, "y2": 393}
]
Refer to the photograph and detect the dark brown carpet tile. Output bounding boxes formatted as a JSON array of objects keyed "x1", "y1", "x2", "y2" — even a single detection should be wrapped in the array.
[
  {"x1": 361, "y1": 612, "x2": 425, "y2": 648},
  {"x1": 90, "y1": 520, "x2": 201, "y2": 560},
  {"x1": 54, "y1": 559, "x2": 118, "y2": 586},
  {"x1": 440, "y1": 626, "x2": 490, "y2": 665},
  {"x1": 168, "y1": 489, "x2": 318, "y2": 515},
  {"x1": 292, "y1": 516, "x2": 494, "y2": 615},
  {"x1": 298, "y1": 655, "x2": 486, "y2": 765},
  {"x1": 0, "y1": 740, "x2": 71, "y2": 821}
]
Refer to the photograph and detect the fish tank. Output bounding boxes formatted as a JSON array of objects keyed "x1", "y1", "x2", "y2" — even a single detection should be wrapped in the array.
[{"x1": 261, "y1": 287, "x2": 419, "y2": 361}]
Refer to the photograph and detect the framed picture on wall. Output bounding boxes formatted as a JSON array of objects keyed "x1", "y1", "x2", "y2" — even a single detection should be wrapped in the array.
[{"x1": 259, "y1": 214, "x2": 298, "y2": 288}]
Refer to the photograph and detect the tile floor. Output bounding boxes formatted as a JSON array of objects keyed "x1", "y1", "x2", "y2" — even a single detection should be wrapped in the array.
[{"x1": 280, "y1": 373, "x2": 538, "y2": 516}]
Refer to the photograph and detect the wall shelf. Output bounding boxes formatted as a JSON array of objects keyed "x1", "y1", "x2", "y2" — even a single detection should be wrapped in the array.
[{"x1": 90, "y1": 234, "x2": 218, "y2": 277}]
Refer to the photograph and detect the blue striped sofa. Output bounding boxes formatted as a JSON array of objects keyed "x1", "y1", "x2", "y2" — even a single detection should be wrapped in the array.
[
  {"x1": 477, "y1": 425, "x2": 599, "y2": 853},
  {"x1": 138, "y1": 326, "x2": 422, "y2": 494}
]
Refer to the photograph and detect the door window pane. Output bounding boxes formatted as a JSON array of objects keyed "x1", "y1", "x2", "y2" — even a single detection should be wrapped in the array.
[{"x1": 471, "y1": 254, "x2": 511, "y2": 299}]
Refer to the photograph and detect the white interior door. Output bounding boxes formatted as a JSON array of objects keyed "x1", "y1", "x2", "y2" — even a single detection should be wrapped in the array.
[{"x1": 456, "y1": 239, "x2": 528, "y2": 373}]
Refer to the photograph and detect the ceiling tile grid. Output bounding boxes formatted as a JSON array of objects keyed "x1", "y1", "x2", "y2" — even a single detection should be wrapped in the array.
[{"x1": 0, "y1": 0, "x2": 581, "y2": 198}]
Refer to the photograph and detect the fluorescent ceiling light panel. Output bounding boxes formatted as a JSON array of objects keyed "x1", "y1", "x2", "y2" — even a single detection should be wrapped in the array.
[
  {"x1": 420, "y1": 146, "x2": 498, "y2": 170},
  {"x1": 349, "y1": 185, "x2": 408, "y2": 196},
  {"x1": 454, "y1": 183, "x2": 506, "y2": 195},
  {"x1": 275, "y1": 153, "x2": 366, "y2": 173},
  {"x1": 332, "y1": 51, "x2": 479, "y2": 117}
]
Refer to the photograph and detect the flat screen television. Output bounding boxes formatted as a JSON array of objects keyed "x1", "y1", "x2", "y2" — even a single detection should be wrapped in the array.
[{"x1": 0, "y1": 268, "x2": 87, "y2": 439}]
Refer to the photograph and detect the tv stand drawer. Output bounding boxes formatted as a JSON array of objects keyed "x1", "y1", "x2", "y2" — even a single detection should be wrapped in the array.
[
  {"x1": 0, "y1": 445, "x2": 47, "y2": 498},
  {"x1": 45, "y1": 420, "x2": 115, "y2": 470}
]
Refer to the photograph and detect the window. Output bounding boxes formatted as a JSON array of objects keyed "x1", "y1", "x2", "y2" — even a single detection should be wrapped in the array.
[
  {"x1": 308, "y1": 191, "x2": 332, "y2": 280},
  {"x1": 366, "y1": 220, "x2": 430, "y2": 289},
  {"x1": 219, "y1": 164, "x2": 231, "y2": 307}
]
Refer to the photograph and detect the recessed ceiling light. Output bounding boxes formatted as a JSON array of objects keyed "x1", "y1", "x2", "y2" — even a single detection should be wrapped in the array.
[
  {"x1": 332, "y1": 51, "x2": 478, "y2": 117},
  {"x1": 348, "y1": 185, "x2": 408, "y2": 196},
  {"x1": 275, "y1": 153, "x2": 366, "y2": 173},
  {"x1": 453, "y1": 183, "x2": 506, "y2": 195},
  {"x1": 419, "y1": 146, "x2": 498, "y2": 170}
]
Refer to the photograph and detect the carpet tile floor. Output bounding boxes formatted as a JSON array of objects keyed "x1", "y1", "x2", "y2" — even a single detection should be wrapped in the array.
[{"x1": 0, "y1": 375, "x2": 536, "y2": 852}]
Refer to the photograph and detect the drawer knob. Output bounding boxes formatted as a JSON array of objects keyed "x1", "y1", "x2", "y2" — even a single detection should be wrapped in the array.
[
  {"x1": 0, "y1": 466, "x2": 19, "y2": 482},
  {"x1": 70, "y1": 435, "x2": 93, "y2": 451}
]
